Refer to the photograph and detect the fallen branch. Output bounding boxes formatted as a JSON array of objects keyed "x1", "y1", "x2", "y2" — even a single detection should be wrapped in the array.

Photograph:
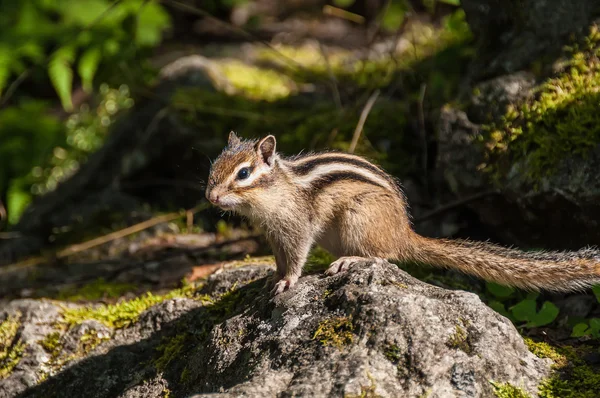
[{"x1": 3, "y1": 202, "x2": 210, "y2": 270}]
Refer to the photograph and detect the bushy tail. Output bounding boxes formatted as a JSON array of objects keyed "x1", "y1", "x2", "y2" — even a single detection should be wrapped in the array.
[{"x1": 410, "y1": 236, "x2": 600, "y2": 292}]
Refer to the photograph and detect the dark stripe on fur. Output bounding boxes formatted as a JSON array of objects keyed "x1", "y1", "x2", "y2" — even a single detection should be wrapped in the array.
[
  {"x1": 309, "y1": 171, "x2": 387, "y2": 192},
  {"x1": 288, "y1": 155, "x2": 394, "y2": 185}
]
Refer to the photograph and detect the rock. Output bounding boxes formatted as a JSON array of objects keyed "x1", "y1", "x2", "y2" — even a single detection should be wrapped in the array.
[
  {"x1": 438, "y1": 71, "x2": 600, "y2": 249},
  {"x1": 462, "y1": 0, "x2": 599, "y2": 76},
  {"x1": 4, "y1": 260, "x2": 550, "y2": 398}
]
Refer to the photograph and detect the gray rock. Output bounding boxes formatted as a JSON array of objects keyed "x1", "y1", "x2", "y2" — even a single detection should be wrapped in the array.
[{"x1": 4, "y1": 260, "x2": 550, "y2": 398}]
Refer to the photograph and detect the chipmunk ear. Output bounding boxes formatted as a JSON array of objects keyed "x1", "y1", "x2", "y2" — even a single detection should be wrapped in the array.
[
  {"x1": 228, "y1": 131, "x2": 242, "y2": 147},
  {"x1": 256, "y1": 135, "x2": 276, "y2": 165}
]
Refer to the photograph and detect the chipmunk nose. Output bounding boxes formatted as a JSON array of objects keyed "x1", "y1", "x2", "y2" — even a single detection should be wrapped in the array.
[{"x1": 207, "y1": 189, "x2": 220, "y2": 204}]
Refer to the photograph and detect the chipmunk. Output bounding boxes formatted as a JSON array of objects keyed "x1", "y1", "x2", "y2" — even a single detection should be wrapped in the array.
[{"x1": 206, "y1": 132, "x2": 600, "y2": 295}]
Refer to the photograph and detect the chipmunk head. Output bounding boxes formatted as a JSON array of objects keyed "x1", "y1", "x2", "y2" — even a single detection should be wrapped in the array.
[{"x1": 206, "y1": 132, "x2": 278, "y2": 211}]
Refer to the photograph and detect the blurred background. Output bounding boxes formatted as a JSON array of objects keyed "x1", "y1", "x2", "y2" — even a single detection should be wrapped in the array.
[{"x1": 1, "y1": 0, "x2": 600, "y2": 344}]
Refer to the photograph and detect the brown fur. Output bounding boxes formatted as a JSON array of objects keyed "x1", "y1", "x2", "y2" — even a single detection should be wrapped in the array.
[{"x1": 206, "y1": 133, "x2": 600, "y2": 294}]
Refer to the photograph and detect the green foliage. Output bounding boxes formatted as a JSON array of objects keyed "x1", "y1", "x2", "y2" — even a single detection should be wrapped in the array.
[
  {"x1": 483, "y1": 284, "x2": 560, "y2": 328},
  {"x1": 481, "y1": 24, "x2": 600, "y2": 182},
  {"x1": 381, "y1": 1, "x2": 408, "y2": 32},
  {"x1": 313, "y1": 316, "x2": 354, "y2": 348},
  {"x1": 511, "y1": 299, "x2": 559, "y2": 328},
  {"x1": 571, "y1": 318, "x2": 600, "y2": 338},
  {"x1": 0, "y1": 99, "x2": 63, "y2": 223},
  {"x1": 0, "y1": 313, "x2": 25, "y2": 379},
  {"x1": 32, "y1": 84, "x2": 134, "y2": 196},
  {"x1": 0, "y1": 0, "x2": 170, "y2": 107}
]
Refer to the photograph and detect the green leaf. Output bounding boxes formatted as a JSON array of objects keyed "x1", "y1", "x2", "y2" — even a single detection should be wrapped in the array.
[
  {"x1": 48, "y1": 46, "x2": 75, "y2": 112},
  {"x1": 571, "y1": 322, "x2": 590, "y2": 337},
  {"x1": 135, "y1": 2, "x2": 170, "y2": 47},
  {"x1": 592, "y1": 285, "x2": 600, "y2": 303},
  {"x1": 103, "y1": 39, "x2": 120, "y2": 56},
  {"x1": 60, "y1": 0, "x2": 110, "y2": 26},
  {"x1": 528, "y1": 301, "x2": 559, "y2": 327},
  {"x1": 486, "y1": 282, "x2": 515, "y2": 299},
  {"x1": 487, "y1": 300, "x2": 511, "y2": 319},
  {"x1": 526, "y1": 291, "x2": 540, "y2": 300},
  {"x1": 18, "y1": 41, "x2": 45, "y2": 63},
  {"x1": 589, "y1": 318, "x2": 600, "y2": 332},
  {"x1": 7, "y1": 181, "x2": 32, "y2": 225},
  {"x1": 78, "y1": 48, "x2": 101, "y2": 93},
  {"x1": 333, "y1": 0, "x2": 356, "y2": 7},
  {"x1": 510, "y1": 299, "x2": 537, "y2": 322},
  {"x1": 381, "y1": 1, "x2": 406, "y2": 31}
]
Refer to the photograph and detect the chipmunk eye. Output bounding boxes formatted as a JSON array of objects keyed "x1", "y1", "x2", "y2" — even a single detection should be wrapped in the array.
[{"x1": 237, "y1": 167, "x2": 250, "y2": 180}]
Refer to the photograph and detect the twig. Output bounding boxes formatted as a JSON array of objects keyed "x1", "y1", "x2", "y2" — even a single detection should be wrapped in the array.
[
  {"x1": 322, "y1": 5, "x2": 365, "y2": 24},
  {"x1": 349, "y1": 89, "x2": 380, "y2": 153},
  {"x1": 0, "y1": 70, "x2": 30, "y2": 108},
  {"x1": 413, "y1": 191, "x2": 500, "y2": 223},
  {"x1": 318, "y1": 42, "x2": 342, "y2": 112},
  {"x1": 3, "y1": 202, "x2": 210, "y2": 269},
  {"x1": 186, "y1": 209, "x2": 194, "y2": 232}
]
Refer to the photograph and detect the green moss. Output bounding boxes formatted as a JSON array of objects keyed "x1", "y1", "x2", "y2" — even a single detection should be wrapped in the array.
[
  {"x1": 492, "y1": 382, "x2": 532, "y2": 398},
  {"x1": 523, "y1": 338, "x2": 567, "y2": 365},
  {"x1": 38, "y1": 327, "x2": 110, "y2": 380},
  {"x1": 219, "y1": 60, "x2": 296, "y2": 101},
  {"x1": 180, "y1": 365, "x2": 191, "y2": 383},
  {"x1": 481, "y1": 24, "x2": 600, "y2": 182},
  {"x1": 304, "y1": 246, "x2": 336, "y2": 273},
  {"x1": 446, "y1": 325, "x2": 472, "y2": 354},
  {"x1": 154, "y1": 333, "x2": 188, "y2": 372},
  {"x1": 39, "y1": 332, "x2": 62, "y2": 358},
  {"x1": 79, "y1": 330, "x2": 110, "y2": 354},
  {"x1": 61, "y1": 281, "x2": 200, "y2": 329},
  {"x1": 383, "y1": 343, "x2": 401, "y2": 364},
  {"x1": 57, "y1": 278, "x2": 137, "y2": 302},
  {"x1": 0, "y1": 313, "x2": 25, "y2": 379},
  {"x1": 524, "y1": 338, "x2": 600, "y2": 397},
  {"x1": 313, "y1": 316, "x2": 354, "y2": 348}
]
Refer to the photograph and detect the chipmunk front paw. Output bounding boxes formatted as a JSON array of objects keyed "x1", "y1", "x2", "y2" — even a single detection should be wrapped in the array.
[
  {"x1": 270, "y1": 276, "x2": 298, "y2": 296},
  {"x1": 325, "y1": 256, "x2": 384, "y2": 276}
]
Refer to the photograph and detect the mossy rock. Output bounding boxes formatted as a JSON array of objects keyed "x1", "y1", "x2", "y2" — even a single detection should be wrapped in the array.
[{"x1": 438, "y1": 23, "x2": 600, "y2": 249}]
